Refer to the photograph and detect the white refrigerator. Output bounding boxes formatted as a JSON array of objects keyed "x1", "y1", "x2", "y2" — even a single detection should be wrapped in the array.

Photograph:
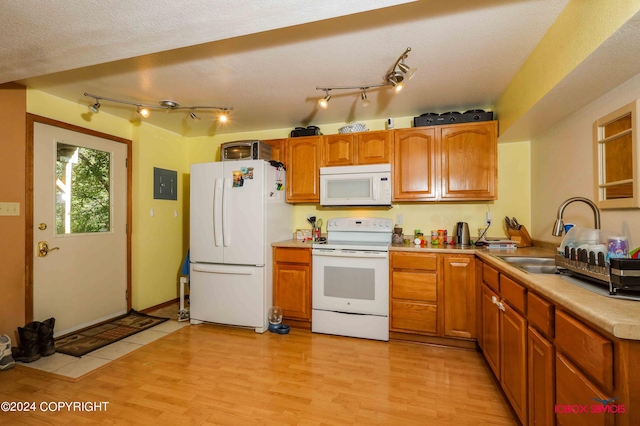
[{"x1": 189, "y1": 160, "x2": 292, "y2": 332}]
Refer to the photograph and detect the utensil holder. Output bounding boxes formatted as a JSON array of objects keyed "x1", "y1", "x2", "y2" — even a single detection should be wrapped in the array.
[{"x1": 506, "y1": 226, "x2": 533, "y2": 247}]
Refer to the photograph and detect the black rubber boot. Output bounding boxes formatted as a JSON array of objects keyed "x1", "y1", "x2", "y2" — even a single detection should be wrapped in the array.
[
  {"x1": 38, "y1": 318, "x2": 55, "y2": 357},
  {"x1": 11, "y1": 322, "x2": 41, "y2": 363}
]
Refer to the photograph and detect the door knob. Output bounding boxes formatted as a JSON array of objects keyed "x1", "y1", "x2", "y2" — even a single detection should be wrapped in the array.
[{"x1": 37, "y1": 241, "x2": 60, "y2": 257}]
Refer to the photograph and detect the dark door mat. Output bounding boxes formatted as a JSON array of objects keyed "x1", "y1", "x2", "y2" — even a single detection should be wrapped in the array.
[{"x1": 54, "y1": 309, "x2": 169, "y2": 357}]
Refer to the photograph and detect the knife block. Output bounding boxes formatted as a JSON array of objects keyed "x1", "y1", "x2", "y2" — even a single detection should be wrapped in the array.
[{"x1": 507, "y1": 226, "x2": 533, "y2": 247}]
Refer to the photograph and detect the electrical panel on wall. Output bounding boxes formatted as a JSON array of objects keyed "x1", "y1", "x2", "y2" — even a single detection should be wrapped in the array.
[{"x1": 153, "y1": 167, "x2": 178, "y2": 200}]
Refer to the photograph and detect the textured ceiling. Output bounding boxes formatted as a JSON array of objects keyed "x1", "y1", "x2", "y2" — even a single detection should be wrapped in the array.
[{"x1": 12, "y1": 0, "x2": 570, "y2": 137}]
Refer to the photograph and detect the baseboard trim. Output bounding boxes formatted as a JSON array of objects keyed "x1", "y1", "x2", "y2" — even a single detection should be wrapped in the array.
[
  {"x1": 390, "y1": 332, "x2": 478, "y2": 350},
  {"x1": 140, "y1": 296, "x2": 188, "y2": 314}
]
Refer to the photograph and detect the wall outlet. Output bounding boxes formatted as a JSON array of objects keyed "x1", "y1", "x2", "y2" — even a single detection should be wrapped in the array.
[
  {"x1": 396, "y1": 214, "x2": 403, "y2": 225},
  {"x1": 484, "y1": 211, "x2": 492, "y2": 226},
  {"x1": 0, "y1": 202, "x2": 20, "y2": 216}
]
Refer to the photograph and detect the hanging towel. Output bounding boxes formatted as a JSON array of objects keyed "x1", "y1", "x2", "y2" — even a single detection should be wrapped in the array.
[{"x1": 181, "y1": 249, "x2": 190, "y2": 278}]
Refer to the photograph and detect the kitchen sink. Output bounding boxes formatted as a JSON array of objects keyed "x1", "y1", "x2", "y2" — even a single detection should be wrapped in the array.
[{"x1": 493, "y1": 256, "x2": 557, "y2": 274}]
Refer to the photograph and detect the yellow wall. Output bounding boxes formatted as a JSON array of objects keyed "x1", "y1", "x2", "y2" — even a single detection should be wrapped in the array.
[
  {"x1": 26, "y1": 90, "x2": 188, "y2": 311},
  {"x1": 494, "y1": 0, "x2": 640, "y2": 135},
  {"x1": 131, "y1": 123, "x2": 189, "y2": 310},
  {"x1": 189, "y1": 117, "x2": 531, "y2": 241}
]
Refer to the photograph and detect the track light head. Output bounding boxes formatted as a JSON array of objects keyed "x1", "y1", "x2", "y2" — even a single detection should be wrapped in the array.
[
  {"x1": 89, "y1": 101, "x2": 101, "y2": 114},
  {"x1": 218, "y1": 113, "x2": 228, "y2": 123},
  {"x1": 189, "y1": 109, "x2": 200, "y2": 121},
  {"x1": 137, "y1": 106, "x2": 150, "y2": 118},
  {"x1": 398, "y1": 62, "x2": 417, "y2": 80},
  {"x1": 386, "y1": 71, "x2": 405, "y2": 94},
  {"x1": 318, "y1": 89, "x2": 332, "y2": 109},
  {"x1": 361, "y1": 90, "x2": 371, "y2": 108}
]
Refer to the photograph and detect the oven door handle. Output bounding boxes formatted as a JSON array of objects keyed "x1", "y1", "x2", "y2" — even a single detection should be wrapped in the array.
[{"x1": 312, "y1": 249, "x2": 388, "y2": 259}]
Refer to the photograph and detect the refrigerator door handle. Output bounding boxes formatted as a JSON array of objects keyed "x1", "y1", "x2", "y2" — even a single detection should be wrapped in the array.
[
  {"x1": 192, "y1": 265, "x2": 254, "y2": 275},
  {"x1": 223, "y1": 177, "x2": 232, "y2": 247},
  {"x1": 214, "y1": 178, "x2": 223, "y2": 247}
]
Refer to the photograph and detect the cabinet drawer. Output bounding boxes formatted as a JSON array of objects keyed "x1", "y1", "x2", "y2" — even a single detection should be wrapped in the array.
[
  {"x1": 392, "y1": 271, "x2": 437, "y2": 301},
  {"x1": 274, "y1": 247, "x2": 311, "y2": 264},
  {"x1": 500, "y1": 275, "x2": 526, "y2": 314},
  {"x1": 392, "y1": 252, "x2": 437, "y2": 271},
  {"x1": 556, "y1": 354, "x2": 614, "y2": 426},
  {"x1": 483, "y1": 263, "x2": 500, "y2": 292},
  {"x1": 527, "y1": 292, "x2": 554, "y2": 338},
  {"x1": 391, "y1": 301, "x2": 437, "y2": 334},
  {"x1": 555, "y1": 311, "x2": 613, "y2": 390}
]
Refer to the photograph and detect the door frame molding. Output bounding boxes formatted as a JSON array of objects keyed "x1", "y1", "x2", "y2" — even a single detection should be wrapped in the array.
[{"x1": 25, "y1": 114, "x2": 133, "y2": 322}]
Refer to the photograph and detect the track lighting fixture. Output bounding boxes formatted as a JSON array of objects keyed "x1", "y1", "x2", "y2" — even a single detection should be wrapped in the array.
[
  {"x1": 137, "y1": 106, "x2": 150, "y2": 118},
  {"x1": 315, "y1": 47, "x2": 416, "y2": 108},
  {"x1": 361, "y1": 89, "x2": 371, "y2": 108},
  {"x1": 318, "y1": 90, "x2": 331, "y2": 109},
  {"x1": 84, "y1": 93, "x2": 233, "y2": 123}
]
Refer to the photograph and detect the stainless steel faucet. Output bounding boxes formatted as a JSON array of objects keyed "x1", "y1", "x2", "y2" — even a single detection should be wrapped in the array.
[{"x1": 552, "y1": 197, "x2": 601, "y2": 236}]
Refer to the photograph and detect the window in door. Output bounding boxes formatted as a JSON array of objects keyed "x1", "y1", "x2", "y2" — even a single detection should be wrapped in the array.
[{"x1": 55, "y1": 142, "x2": 111, "y2": 234}]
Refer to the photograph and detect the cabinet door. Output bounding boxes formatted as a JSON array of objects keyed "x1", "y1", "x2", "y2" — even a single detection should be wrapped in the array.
[
  {"x1": 357, "y1": 131, "x2": 391, "y2": 164},
  {"x1": 481, "y1": 283, "x2": 500, "y2": 379},
  {"x1": 500, "y1": 301, "x2": 528, "y2": 426},
  {"x1": 476, "y1": 259, "x2": 484, "y2": 348},
  {"x1": 393, "y1": 128, "x2": 438, "y2": 201},
  {"x1": 273, "y1": 262, "x2": 311, "y2": 321},
  {"x1": 263, "y1": 138, "x2": 286, "y2": 167},
  {"x1": 442, "y1": 255, "x2": 476, "y2": 339},
  {"x1": 440, "y1": 121, "x2": 497, "y2": 200},
  {"x1": 391, "y1": 300, "x2": 437, "y2": 334},
  {"x1": 286, "y1": 136, "x2": 321, "y2": 203},
  {"x1": 323, "y1": 134, "x2": 355, "y2": 166},
  {"x1": 528, "y1": 326, "x2": 555, "y2": 426}
]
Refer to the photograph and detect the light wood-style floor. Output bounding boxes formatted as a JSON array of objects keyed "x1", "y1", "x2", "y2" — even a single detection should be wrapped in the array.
[{"x1": 0, "y1": 324, "x2": 517, "y2": 425}]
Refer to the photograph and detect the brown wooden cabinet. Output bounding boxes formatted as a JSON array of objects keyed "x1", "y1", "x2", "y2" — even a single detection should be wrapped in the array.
[
  {"x1": 393, "y1": 121, "x2": 497, "y2": 201},
  {"x1": 528, "y1": 326, "x2": 555, "y2": 426},
  {"x1": 440, "y1": 122, "x2": 497, "y2": 200},
  {"x1": 273, "y1": 248, "x2": 312, "y2": 327},
  {"x1": 481, "y1": 283, "x2": 501, "y2": 379},
  {"x1": 357, "y1": 131, "x2": 391, "y2": 164},
  {"x1": 263, "y1": 138, "x2": 286, "y2": 167},
  {"x1": 500, "y1": 299, "x2": 528, "y2": 425},
  {"x1": 322, "y1": 134, "x2": 354, "y2": 166},
  {"x1": 322, "y1": 131, "x2": 392, "y2": 166},
  {"x1": 442, "y1": 255, "x2": 476, "y2": 339},
  {"x1": 393, "y1": 128, "x2": 438, "y2": 201},
  {"x1": 286, "y1": 136, "x2": 322, "y2": 203}
]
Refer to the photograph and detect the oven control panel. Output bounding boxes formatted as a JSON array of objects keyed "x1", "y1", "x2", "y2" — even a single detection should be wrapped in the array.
[{"x1": 327, "y1": 217, "x2": 393, "y2": 232}]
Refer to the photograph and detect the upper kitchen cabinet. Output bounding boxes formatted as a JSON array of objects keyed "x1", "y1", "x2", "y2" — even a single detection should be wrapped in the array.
[
  {"x1": 440, "y1": 121, "x2": 497, "y2": 200},
  {"x1": 594, "y1": 100, "x2": 640, "y2": 209},
  {"x1": 322, "y1": 134, "x2": 355, "y2": 166},
  {"x1": 393, "y1": 128, "x2": 438, "y2": 201},
  {"x1": 393, "y1": 121, "x2": 498, "y2": 202},
  {"x1": 357, "y1": 131, "x2": 391, "y2": 164},
  {"x1": 286, "y1": 136, "x2": 322, "y2": 203},
  {"x1": 322, "y1": 131, "x2": 392, "y2": 166},
  {"x1": 263, "y1": 138, "x2": 286, "y2": 167}
]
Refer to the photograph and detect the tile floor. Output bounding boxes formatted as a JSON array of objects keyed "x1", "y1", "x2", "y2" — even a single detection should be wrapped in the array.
[{"x1": 15, "y1": 316, "x2": 189, "y2": 380}]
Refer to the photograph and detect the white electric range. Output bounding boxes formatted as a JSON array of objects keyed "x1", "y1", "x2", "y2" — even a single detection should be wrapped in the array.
[{"x1": 311, "y1": 217, "x2": 392, "y2": 341}]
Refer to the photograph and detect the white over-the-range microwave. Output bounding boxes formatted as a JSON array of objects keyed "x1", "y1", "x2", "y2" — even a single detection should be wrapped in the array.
[{"x1": 320, "y1": 164, "x2": 392, "y2": 207}]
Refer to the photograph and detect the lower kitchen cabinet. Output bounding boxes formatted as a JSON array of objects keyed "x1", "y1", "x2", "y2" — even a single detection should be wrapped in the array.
[
  {"x1": 481, "y1": 283, "x2": 501, "y2": 379},
  {"x1": 500, "y1": 300, "x2": 528, "y2": 425},
  {"x1": 442, "y1": 255, "x2": 476, "y2": 339},
  {"x1": 273, "y1": 248, "x2": 312, "y2": 326},
  {"x1": 528, "y1": 326, "x2": 555, "y2": 426}
]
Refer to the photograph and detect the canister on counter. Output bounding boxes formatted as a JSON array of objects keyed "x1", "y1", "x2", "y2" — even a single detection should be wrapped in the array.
[
  {"x1": 438, "y1": 229, "x2": 445, "y2": 245},
  {"x1": 431, "y1": 230, "x2": 438, "y2": 245}
]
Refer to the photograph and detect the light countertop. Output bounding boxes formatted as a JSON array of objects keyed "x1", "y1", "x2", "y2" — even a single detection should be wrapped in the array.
[{"x1": 272, "y1": 239, "x2": 640, "y2": 340}]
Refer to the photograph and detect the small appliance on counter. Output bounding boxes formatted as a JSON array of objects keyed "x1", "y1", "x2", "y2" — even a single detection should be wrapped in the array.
[
  {"x1": 290, "y1": 126, "x2": 322, "y2": 137},
  {"x1": 454, "y1": 222, "x2": 471, "y2": 246},
  {"x1": 413, "y1": 110, "x2": 494, "y2": 127}
]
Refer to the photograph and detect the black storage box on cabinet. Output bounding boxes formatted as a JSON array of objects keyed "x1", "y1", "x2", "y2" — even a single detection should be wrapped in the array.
[{"x1": 290, "y1": 126, "x2": 322, "y2": 137}]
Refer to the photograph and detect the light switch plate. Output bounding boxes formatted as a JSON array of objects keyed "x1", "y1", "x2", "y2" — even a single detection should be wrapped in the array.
[
  {"x1": 0, "y1": 202, "x2": 20, "y2": 216},
  {"x1": 396, "y1": 214, "x2": 403, "y2": 225}
]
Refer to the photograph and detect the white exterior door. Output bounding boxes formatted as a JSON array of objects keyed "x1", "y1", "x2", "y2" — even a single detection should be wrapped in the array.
[{"x1": 33, "y1": 122, "x2": 128, "y2": 336}]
